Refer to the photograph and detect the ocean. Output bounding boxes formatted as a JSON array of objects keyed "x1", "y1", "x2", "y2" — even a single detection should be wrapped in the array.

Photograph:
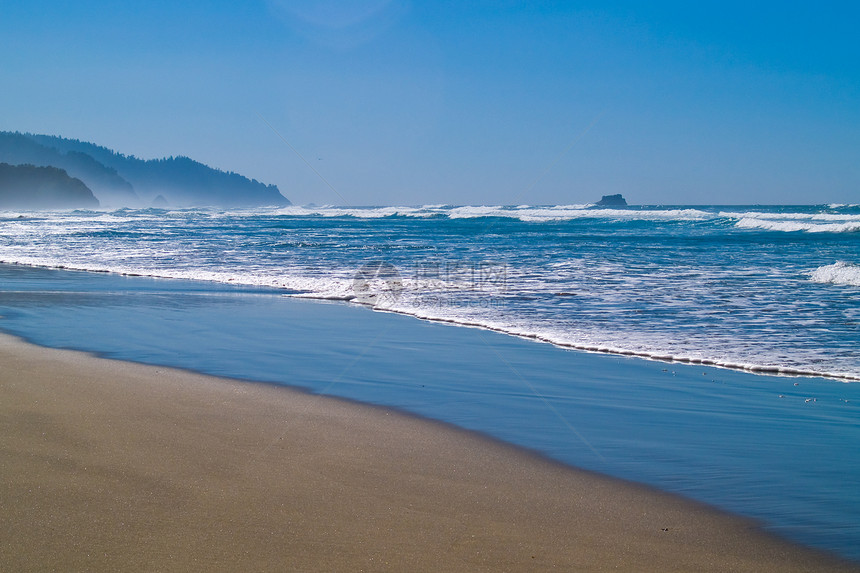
[{"x1": 1, "y1": 203, "x2": 859, "y2": 559}]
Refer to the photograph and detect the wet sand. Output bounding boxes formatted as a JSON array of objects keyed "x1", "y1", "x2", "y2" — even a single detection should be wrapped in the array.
[{"x1": 1, "y1": 333, "x2": 855, "y2": 572}]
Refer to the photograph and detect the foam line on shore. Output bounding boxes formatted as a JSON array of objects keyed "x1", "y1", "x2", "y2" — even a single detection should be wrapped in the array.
[{"x1": 2, "y1": 259, "x2": 858, "y2": 382}]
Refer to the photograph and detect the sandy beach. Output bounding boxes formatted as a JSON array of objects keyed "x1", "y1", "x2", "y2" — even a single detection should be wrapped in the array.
[{"x1": 1, "y1": 332, "x2": 855, "y2": 572}]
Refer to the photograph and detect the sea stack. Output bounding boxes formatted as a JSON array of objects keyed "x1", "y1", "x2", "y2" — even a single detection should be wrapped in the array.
[{"x1": 595, "y1": 194, "x2": 627, "y2": 206}]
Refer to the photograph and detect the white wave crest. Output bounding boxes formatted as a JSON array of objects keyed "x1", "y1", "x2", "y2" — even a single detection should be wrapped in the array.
[
  {"x1": 810, "y1": 262, "x2": 860, "y2": 287},
  {"x1": 721, "y1": 210, "x2": 860, "y2": 221},
  {"x1": 442, "y1": 205, "x2": 712, "y2": 222},
  {"x1": 223, "y1": 204, "x2": 714, "y2": 223},
  {"x1": 735, "y1": 217, "x2": 860, "y2": 233}
]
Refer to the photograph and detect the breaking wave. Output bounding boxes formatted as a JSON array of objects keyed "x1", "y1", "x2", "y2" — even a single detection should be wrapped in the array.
[{"x1": 810, "y1": 262, "x2": 860, "y2": 287}]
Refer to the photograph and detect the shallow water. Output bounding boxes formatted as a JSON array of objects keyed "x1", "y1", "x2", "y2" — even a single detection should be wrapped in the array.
[{"x1": 1, "y1": 264, "x2": 858, "y2": 561}]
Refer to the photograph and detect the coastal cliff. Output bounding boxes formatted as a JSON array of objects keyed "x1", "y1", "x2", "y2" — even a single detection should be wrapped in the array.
[
  {"x1": 0, "y1": 131, "x2": 290, "y2": 208},
  {"x1": 0, "y1": 163, "x2": 99, "y2": 209}
]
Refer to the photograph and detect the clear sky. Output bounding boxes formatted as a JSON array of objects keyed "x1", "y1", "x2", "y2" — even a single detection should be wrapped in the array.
[{"x1": 2, "y1": 1, "x2": 858, "y2": 206}]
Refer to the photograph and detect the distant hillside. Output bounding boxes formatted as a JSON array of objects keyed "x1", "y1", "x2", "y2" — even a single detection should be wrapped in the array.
[
  {"x1": 0, "y1": 132, "x2": 135, "y2": 206},
  {"x1": 0, "y1": 132, "x2": 290, "y2": 208},
  {"x1": 0, "y1": 163, "x2": 100, "y2": 209}
]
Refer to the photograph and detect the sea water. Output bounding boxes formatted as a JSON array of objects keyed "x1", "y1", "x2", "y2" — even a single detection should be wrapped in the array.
[{"x1": 1, "y1": 204, "x2": 859, "y2": 559}]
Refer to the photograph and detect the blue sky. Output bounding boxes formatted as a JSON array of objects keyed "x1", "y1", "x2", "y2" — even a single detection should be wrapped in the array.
[{"x1": 2, "y1": 1, "x2": 858, "y2": 205}]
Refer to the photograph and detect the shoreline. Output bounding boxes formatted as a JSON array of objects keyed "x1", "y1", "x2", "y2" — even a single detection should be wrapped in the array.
[
  {"x1": 2, "y1": 261, "x2": 860, "y2": 562},
  {"x1": 1, "y1": 332, "x2": 856, "y2": 571},
  {"x1": 4, "y1": 259, "x2": 857, "y2": 383}
]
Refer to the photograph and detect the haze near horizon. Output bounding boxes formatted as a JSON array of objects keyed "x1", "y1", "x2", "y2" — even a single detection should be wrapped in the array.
[{"x1": 2, "y1": 1, "x2": 858, "y2": 206}]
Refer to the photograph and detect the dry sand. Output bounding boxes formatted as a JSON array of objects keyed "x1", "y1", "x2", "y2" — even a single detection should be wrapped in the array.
[{"x1": 1, "y1": 333, "x2": 856, "y2": 572}]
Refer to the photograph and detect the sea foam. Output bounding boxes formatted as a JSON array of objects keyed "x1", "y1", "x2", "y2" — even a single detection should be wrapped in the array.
[{"x1": 810, "y1": 262, "x2": 860, "y2": 287}]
